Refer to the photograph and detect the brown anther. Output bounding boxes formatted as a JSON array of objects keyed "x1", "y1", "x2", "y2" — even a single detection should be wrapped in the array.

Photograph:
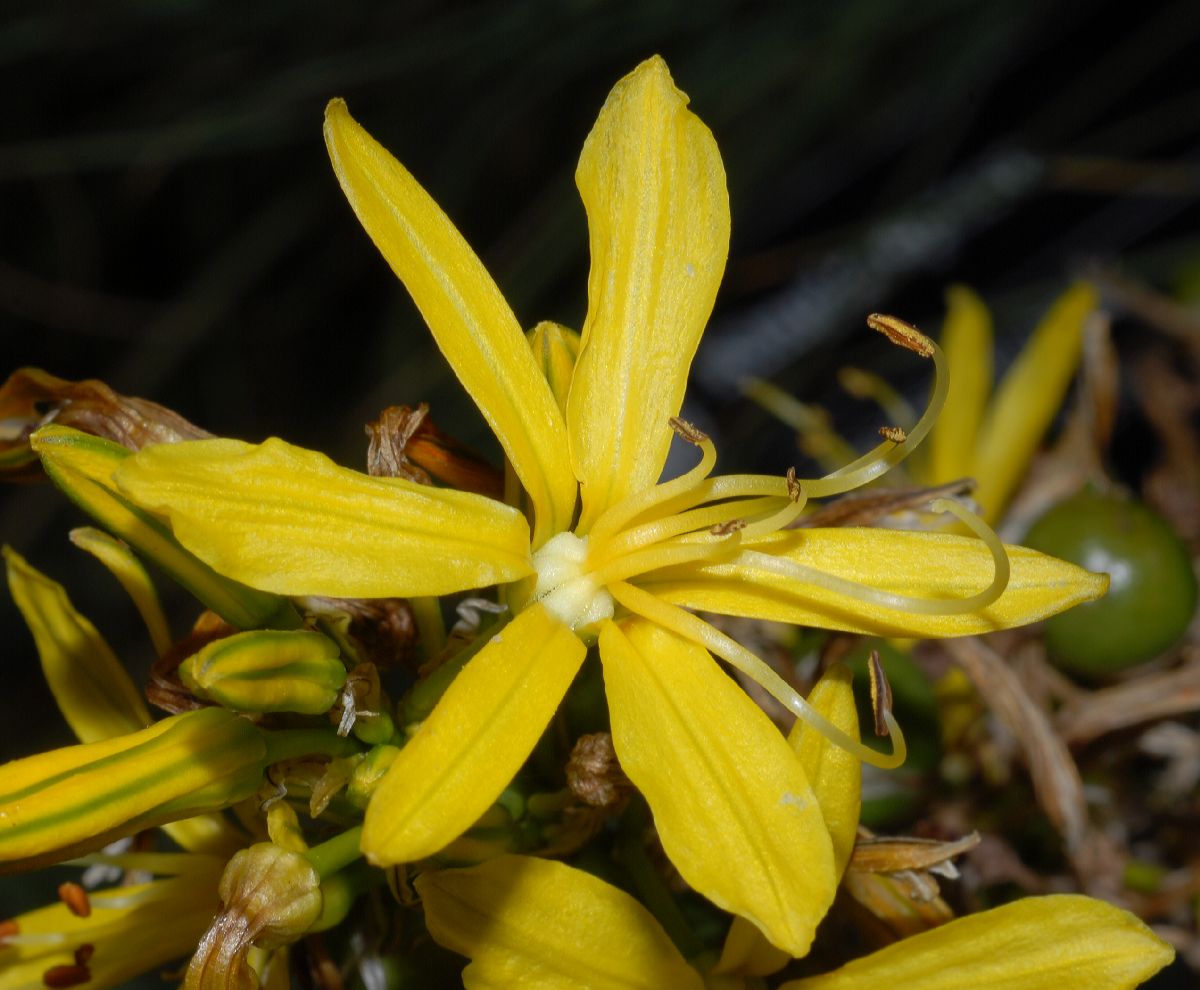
[
  {"x1": 566, "y1": 733, "x2": 631, "y2": 809},
  {"x1": 867, "y1": 649, "x2": 894, "y2": 738},
  {"x1": 668, "y1": 416, "x2": 709, "y2": 445},
  {"x1": 57, "y1": 882, "x2": 91, "y2": 918},
  {"x1": 42, "y1": 965, "x2": 91, "y2": 988},
  {"x1": 709, "y1": 519, "x2": 746, "y2": 536},
  {"x1": 73, "y1": 945, "x2": 95, "y2": 966},
  {"x1": 866, "y1": 314, "x2": 935, "y2": 358},
  {"x1": 879, "y1": 425, "x2": 908, "y2": 443},
  {"x1": 0, "y1": 918, "x2": 19, "y2": 944},
  {"x1": 786, "y1": 466, "x2": 803, "y2": 502}
]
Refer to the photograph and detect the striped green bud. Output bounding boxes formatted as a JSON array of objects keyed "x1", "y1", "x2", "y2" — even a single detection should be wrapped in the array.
[
  {"x1": 346, "y1": 744, "x2": 400, "y2": 808},
  {"x1": 179, "y1": 629, "x2": 347, "y2": 715},
  {"x1": 0, "y1": 707, "x2": 266, "y2": 873},
  {"x1": 30, "y1": 424, "x2": 297, "y2": 630}
]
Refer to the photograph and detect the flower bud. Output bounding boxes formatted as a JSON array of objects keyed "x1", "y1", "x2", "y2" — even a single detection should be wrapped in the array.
[
  {"x1": 186, "y1": 843, "x2": 322, "y2": 990},
  {"x1": 180, "y1": 630, "x2": 347, "y2": 715},
  {"x1": 526, "y1": 321, "x2": 579, "y2": 416},
  {"x1": 0, "y1": 707, "x2": 266, "y2": 872}
]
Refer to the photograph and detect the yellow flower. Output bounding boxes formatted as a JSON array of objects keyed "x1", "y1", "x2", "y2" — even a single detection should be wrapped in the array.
[
  {"x1": 921, "y1": 283, "x2": 1097, "y2": 524},
  {"x1": 416, "y1": 854, "x2": 1173, "y2": 990},
  {"x1": 0, "y1": 851, "x2": 225, "y2": 990},
  {"x1": 98, "y1": 57, "x2": 1103, "y2": 954}
]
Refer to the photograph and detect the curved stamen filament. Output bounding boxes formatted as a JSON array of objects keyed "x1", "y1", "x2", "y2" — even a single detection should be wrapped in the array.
[
  {"x1": 737, "y1": 473, "x2": 808, "y2": 539},
  {"x1": 732, "y1": 497, "x2": 1009, "y2": 615},
  {"x1": 590, "y1": 535, "x2": 742, "y2": 587},
  {"x1": 609, "y1": 581, "x2": 906, "y2": 770},
  {"x1": 794, "y1": 333, "x2": 948, "y2": 499},
  {"x1": 589, "y1": 434, "x2": 717, "y2": 541},
  {"x1": 594, "y1": 496, "x2": 783, "y2": 562}
]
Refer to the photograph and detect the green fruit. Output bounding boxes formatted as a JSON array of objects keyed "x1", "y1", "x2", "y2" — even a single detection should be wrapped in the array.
[{"x1": 1024, "y1": 488, "x2": 1196, "y2": 674}]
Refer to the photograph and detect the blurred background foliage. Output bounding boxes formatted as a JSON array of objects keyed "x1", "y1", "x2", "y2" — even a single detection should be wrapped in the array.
[{"x1": 2, "y1": 0, "x2": 1198, "y2": 955}]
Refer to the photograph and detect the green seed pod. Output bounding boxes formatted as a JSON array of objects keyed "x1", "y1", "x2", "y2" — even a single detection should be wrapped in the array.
[
  {"x1": 1024, "y1": 488, "x2": 1198, "y2": 674},
  {"x1": 180, "y1": 630, "x2": 347, "y2": 715},
  {"x1": 0, "y1": 707, "x2": 267, "y2": 872}
]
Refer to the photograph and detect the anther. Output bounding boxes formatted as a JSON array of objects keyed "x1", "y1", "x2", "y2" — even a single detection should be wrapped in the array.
[
  {"x1": 710, "y1": 519, "x2": 746, "y2": 536},
  {"x1": 73, "y1": 946, "x2": 95, "y2": 967},
  {"x1": 866, "y1": 314, "x2": 935, "y2": 358},
  {"x1": 668, "y1": 416, "x2": 709, "y2": 445},
  {"x1": 57, "y1": 882, "x2": 91, "y2": 918},
  {"x1": 879, "y1": 425, "x2": 907, "y2": 443},
  {"x1": 0, "y1": 919, "x2": 18, "y2": 945},
  {"x1": 867, "y1": 649, "x2": 894, "y2": 738},
  {"x1": 786, "y1": 466, "x2": 802, "y2": 502},
  {"x1": 42, "y1": 965, "x2": 91, "y2": 988}
]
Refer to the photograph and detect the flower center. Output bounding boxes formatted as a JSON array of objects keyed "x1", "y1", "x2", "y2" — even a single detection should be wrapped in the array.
[{"x1": 531, "y1": 532, "x2": 614, "y2": 631}]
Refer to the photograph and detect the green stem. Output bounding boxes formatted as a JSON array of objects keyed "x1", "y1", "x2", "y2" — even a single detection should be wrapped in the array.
[
  {"x1": 311, "y1": 861, "x2": 384, "y2": 931},
  {"x1": 261, "y1": 729, "x2": 361, "y2": 765},
  {"x1": 305, "y1": 826, "x2": 363, "y2": 878}
]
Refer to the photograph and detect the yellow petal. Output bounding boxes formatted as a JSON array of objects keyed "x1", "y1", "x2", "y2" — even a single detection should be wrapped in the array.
[
  {"x1": 642, "y1": 529, "x2": 1106, "y2": 638},
  {"x1": 926, "y1": 285, "x2": 992, "y2": 484},
  {"x1": 114, "y1": 435, "x2": 533, "y2": 598},
  {"x1": 599, "y1": 618, "x2": 835, "y2": 957},
  {"x1": 417, "y1": 855, "x2": 704, "y2": 990},
  {"x1": 781, "y1": 894, "x2": 1173, "y2": 990},
  {"x1": 32, "y1": 425, "x2": 292, "y2": 630},
  {"x1": 569, "y1": 56, "x2": 729, "y2": 531},
  {"x1": 69, "y1": 526, "x2": 172, "y2": 656},
  {"x1": 362, "y1": 605, "x2": 584, "y2": 865},
  {"x1": 790, "y1": 663, "x2": 860, "y2": 879},
  {"x1": 4, "y1": 546, "x2": 151, "y2": 743},
  {"x1": 324, "y1": 99, "x2": 576, "y2": 547},
  {"x1": 971, "y1": 282, "x2": 1097, "y2": 522},
  {"x1": 717, "y1": 663, "x2": 862, "y2": 978}
]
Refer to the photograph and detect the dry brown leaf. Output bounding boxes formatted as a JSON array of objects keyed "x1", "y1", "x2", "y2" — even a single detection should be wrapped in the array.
[{"x1": 1056, "y1": 658, "x2": 1200, "y2": 745}]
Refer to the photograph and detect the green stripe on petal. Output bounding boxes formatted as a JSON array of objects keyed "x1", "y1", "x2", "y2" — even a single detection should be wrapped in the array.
[
  {"x1": 114, "y1": 435, "x2": 534, "y2": 598},
  {"x1": 0, "y1": 707, "x2": 265, "y2": 872},
  {"x1": 599, "y1": 618, "x2": 835, "y2": 957},
  {"x1": 324, "y1": 100, "x2": 576, "y2": 548},
  {"x1": 569, "y1": 56, "x2": 730, "y2": 532},
  {"x1": 418, "y1": 855, "x2": 704, "y2": 990},
  {"x1": 781, "y1": 894, "x2": 1173, "y2": 990},
  {"x1": 361, "y1": 605, "x2": 584, "y2": 865},
  {"x1": 971, "y1": 282, "x2": 1096, "y2": 522},
  {"x1": 32, "y1": 425, "x2": 294, "y2": 629},
  {"x1": 5, "y1": 546, "x2": 151, "y2": 743},
  {"x1": 641, "y1": 529, "x2": 1107, "y2": 638}
]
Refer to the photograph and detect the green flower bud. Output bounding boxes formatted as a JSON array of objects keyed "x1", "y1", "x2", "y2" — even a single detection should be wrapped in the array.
[
  {"x1": 346, "y1": 744, "x2": 400, "y2": 808},
  {"x1": 180, "y1": 630, "x2": 347, "y2": 715},
  {"x1": 0, "y1": 707, "x2": 266, "y2": 872}
]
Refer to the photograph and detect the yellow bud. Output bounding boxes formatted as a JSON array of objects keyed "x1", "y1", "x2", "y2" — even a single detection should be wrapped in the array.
[
  {"x1": 526, "y1": 321, "x2": 580, "y2": 416},
  {"x1": 180, "y1": 630, "x2": 347, "y2": 715},
  {"x1": 0, "y1": 707, "x2": 266, "y2": 872}
]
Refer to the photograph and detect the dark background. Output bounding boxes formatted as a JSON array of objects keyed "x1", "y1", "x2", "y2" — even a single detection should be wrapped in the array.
[{"x1": 2, "y1": 2, "x2": 1197, "y2": 980}]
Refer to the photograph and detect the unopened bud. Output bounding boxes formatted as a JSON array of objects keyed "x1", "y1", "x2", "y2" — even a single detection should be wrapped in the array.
[
  {"x1": 526, "y1": 321, "x2": 580, "y2": 416},
  {"x1": 180, "y1": 630, "x2": 347, "y2": 715},
  {"x1": 0, "y1": 707, "x2": 266, "y2": 872}
]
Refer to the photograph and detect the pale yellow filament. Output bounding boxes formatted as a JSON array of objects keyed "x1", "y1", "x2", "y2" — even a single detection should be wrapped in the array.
[{"x1": 609, "y1": 581, "x2": 907, "y2": 770}]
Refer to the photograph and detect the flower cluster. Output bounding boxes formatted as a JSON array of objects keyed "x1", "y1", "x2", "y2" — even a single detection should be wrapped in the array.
[{"x1": 0, "y1": 57, "x2": 1170, "y2": 990}]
